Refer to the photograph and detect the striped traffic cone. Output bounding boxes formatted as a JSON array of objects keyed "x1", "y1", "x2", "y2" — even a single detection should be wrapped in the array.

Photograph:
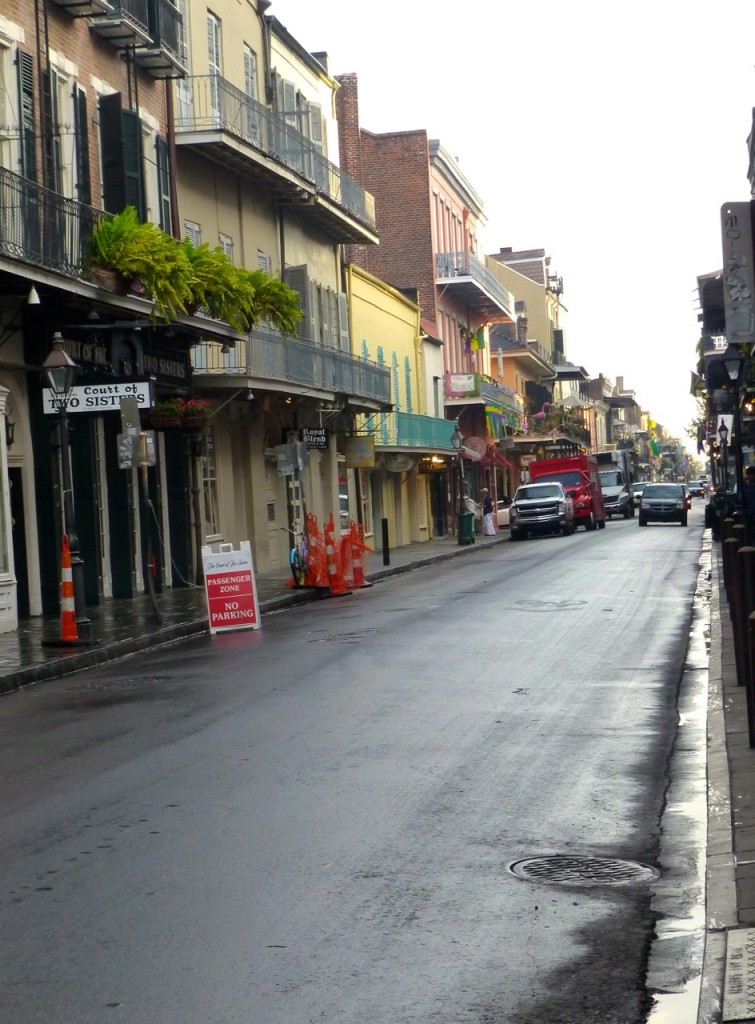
[
  {"x1": 59, "y1": 534, "x2": 79, "y2": 642},
  {"x1": 325, "y1": 518, "x2": 347, "y2": 595}
]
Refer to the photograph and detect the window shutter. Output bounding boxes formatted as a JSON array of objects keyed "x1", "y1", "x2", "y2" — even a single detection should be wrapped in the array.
[
  {"x1": 73, "y1": 87, "x2": 91, "y2": 205},
  {"x1": 184, "y1": 220, "x2": 201, "y2": 245},
  {"x1": 122, "y1": 109, "x2": 145, "y2": 218},
  {"x1": 404, "y1": 356, "x2": 413, "y2": 412},
  {"x1": 155, "y1": 135, "x2": 171, "y2": 232},
  {"x1": 101, "y1": 93, "x2": 145, "y2": 217},
  {"x1": 309, "y1": 104, "x2": 323, "y2": 153},
  {"x1": 16, "y1": 50, "x2": 36, "y2": 180},
  {"x1": 257, "y1": 249, "x2": 270, "y2": 273},
  {"x1": 40, "y1": 69, "x2": 60, "y2": 192},
  {"x1": 219, "y1": 233, "x2": 233, "y2": 258},
  {"x1": 283, "y1": 80, "x2": 296, "y2": 124},
  {"x1": 310, "y1": 281, "x2": 322, "y2": 345},
  {"x1": 283, "y1": 265, "x2": 309, "y2": 342},
  {"x1": 338, "y1": 293, "x2": 350, "y2": 352}
]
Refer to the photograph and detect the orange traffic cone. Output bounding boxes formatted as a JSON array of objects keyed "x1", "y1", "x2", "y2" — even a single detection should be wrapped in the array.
[
  {"x1": 325, "y1": 517, "x2": 347, "y2": 595},
  {"x1": 60, "y1": 534, "x2": 79, "y2": 642}
]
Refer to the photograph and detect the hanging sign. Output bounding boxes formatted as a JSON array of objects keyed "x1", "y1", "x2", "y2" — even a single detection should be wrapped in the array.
[
  {"x1": 345, "y1": 434, "x2": 375, "y2": 468},
  {"x1": 721, "y1": 202, "x2": 755, "y2": 345},
  {"x1": 301, "y1": 427, "x2": 329, "y2": 449},
  {"x1": 202, "y1": 541, "x2": 261, "y2": 634},
  {"x1": 43, "y1": 380, "x2": 152, "y2": 414}
]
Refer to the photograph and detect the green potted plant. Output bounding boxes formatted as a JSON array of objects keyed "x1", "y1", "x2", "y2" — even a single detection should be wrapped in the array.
[
  {"x1": 150, "y1": 396, "x2": 186, "y2": 430},
  {"x1": 85, "y1": 207, "x2": 193, "y2": 321},
  {"x1": 181, "y1": 397, "x2": 212, "y2": 432}
]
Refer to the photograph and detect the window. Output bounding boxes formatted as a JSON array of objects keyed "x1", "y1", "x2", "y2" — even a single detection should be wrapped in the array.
[
  {"x1": 257, "y1": 249, "x2": 270, "y2": 273},
  {"x1": 243, "y1": 44, "x2": 258, "y2": 141},
  {"x1": 184, "y1": 219, "x2": 201, "y2": 245},
  {"x1": 73, "y1": 85, "x2": 91, "y2": 205},
  {"x1": 201, "y1": 427, "x2": 221, "y2": 538},
  {"x1": 155, "y1": 136, "x2": 171, "y2": 232},
  {"x1": 207, "y1": 11, "x2": 221, "y2": 122},
  {"x1": 219, "y1": 233, "x2": 233, "y2": 258}
]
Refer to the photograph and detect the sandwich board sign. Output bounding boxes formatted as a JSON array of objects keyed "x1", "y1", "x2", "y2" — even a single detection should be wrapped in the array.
[{"x1": 202, "y1": 541, "x2": 260, "y2": 634}]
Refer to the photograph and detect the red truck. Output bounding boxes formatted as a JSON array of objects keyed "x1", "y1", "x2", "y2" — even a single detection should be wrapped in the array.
[{"x1": 528, "y1": 455, "x2": 607, "y2": 531}]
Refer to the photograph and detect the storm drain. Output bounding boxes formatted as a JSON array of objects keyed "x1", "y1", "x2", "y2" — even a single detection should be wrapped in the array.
[
  {"x1": 509, "y1": 854, "x2": 658, "y2": 886},
  {"x1": 309, "y1": 629, "x2": 380, "y2": 645}
]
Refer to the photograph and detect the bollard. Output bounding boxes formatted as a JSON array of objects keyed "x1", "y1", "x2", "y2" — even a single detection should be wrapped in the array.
[
  {"x1": 382, "y1": 517, "x2": 390, "y2": 566},
  {"x1": 723, "y1": 535, "x2": 738, "y2": 607},
  {"x1": 749, "y1": 612, "x2": 755, "y2": 747},
  {"x1": 722, "y1": 516, "x2": 736, "y2": 541},
  {"x1": 740, "y1": 547, "x2": 755, "y2": 743},
  {"x1": 734, "y1": 523, "x2": 747, "y2": 551},
  {"x1": 726, "y1": 536, "x2": 749, "y2": 689}
]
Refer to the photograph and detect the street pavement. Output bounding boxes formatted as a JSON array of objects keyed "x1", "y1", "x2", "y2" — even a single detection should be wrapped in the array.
[{"x1": 2, "y1": 523, "x2": 754, "y2": 1023}]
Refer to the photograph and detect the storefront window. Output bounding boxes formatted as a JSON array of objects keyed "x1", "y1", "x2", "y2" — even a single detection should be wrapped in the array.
[{"x1": 201, "y1": 427, "x2": 221, "y2": 538}]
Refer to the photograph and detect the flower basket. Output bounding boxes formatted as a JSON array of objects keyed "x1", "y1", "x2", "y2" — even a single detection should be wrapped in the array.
[
  {"x1": 151, "y1": 412, "x2": 182, "y2": 430},
  {"x1": 181, "y1": 414, "x2": 209, "y2": 432}
]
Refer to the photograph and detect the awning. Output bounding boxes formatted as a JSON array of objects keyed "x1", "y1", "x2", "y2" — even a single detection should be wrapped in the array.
[{"x1": 482, "y1": 445, "x2": 515, "y2": 470}]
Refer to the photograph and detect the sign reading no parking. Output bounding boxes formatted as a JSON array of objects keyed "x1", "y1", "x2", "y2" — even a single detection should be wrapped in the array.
[{"x1": 201, "y1": 541, "x2": 261, "y2": 634}]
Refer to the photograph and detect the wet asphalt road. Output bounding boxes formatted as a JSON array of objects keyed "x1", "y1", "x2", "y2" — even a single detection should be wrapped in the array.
[{"x1": 0, "y1": 509, "x2": 706, "y2": 1023}]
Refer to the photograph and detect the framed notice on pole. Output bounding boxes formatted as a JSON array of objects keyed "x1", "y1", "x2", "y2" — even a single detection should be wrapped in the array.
[{"x1": 201, "y1": 541, "x2": 261, "y2": 634}]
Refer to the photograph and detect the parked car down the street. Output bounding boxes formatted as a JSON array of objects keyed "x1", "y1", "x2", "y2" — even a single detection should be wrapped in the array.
[
  {"x1": 687, "y1": 480, "x2": 706, "y2": 498},
  {"x1": 496, "y1": 496, "x2": 512, "y2": 528},
  {"x1": 638, "y1": 483, "x2": 688, "y2": 527}
]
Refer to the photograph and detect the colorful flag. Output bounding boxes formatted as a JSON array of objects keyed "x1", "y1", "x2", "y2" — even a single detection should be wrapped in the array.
[{"x1": 470, "y1": 328, "x2": 484, "y2": 351}]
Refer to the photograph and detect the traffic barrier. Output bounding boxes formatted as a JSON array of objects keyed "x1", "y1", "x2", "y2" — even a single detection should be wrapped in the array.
[
  {"x1": 325, "y1": 516, "x2": 347, "y2": 595},
  {"x1": 59, "y1": 534, "x2": 78, "y2": 642},
  {"x1": 340, "y1": 530, "x2": 354, "y2": 590},
  {"x1": 350, "y1": 521, "x2": 373, "y2": 587},
  {"x1": 304, "y1": 514, "x2": 329, "y2": 588}
]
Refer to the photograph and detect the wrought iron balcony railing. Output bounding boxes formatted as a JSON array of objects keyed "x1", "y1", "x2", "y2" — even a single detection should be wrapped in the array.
[
  {"x1": 89, "y1": 0, "x2": 151, "y2": 47},
  {"x1": 361, "y1": 411, "x2": 457, "y2": 450},
  {"x1": 175, "y1": 75, "x2": 376, "y2": 232},
  {"x1": 435, "y1": 251, "x2": 515, "y2": 320},
  {"x1": 0, "y1": 166, "x2": 102, "y2": 277},
  {"x1": 133, "y1": 0, "x2": 186, "y2": 77},
  {"x1": 193, "y1": 327, "x2": 391, "y2": 406}
]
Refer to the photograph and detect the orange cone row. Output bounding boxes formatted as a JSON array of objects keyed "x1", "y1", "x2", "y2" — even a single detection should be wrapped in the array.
[
  {"x1": 324, "y1": 516, "x2": 348, "y2": 595},
  {"x1": 60, "y1": 534, "x2": 78, "y2": 642},
  {"x1": 304, "y1": 513, "x2": 329, "y2": 588}
]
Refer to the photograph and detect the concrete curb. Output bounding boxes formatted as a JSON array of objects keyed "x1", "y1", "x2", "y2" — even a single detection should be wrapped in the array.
[{"x1": 699, "y1": 551, "x2": 737, "y2": 1024}]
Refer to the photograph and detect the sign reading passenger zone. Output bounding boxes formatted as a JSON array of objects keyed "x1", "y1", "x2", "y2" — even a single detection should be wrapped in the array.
[{"x1": 202, "y1": 541, "x2": 261, "y2": 634}]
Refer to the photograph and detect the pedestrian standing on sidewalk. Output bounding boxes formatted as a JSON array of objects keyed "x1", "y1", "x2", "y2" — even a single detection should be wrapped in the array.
[{"x1": 481, "y1": 488, "x2": 495, "y2": 536}]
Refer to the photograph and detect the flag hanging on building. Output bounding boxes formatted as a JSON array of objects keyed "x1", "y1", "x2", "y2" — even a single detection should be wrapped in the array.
[{"x1": 470, "y1": 328, "x2": 485, "y2": 351}]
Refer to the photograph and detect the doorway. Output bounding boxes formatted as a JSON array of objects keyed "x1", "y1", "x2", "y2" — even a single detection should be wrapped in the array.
[{"x1": 9, "y1": 468, "x2": 29, "y2": 618}]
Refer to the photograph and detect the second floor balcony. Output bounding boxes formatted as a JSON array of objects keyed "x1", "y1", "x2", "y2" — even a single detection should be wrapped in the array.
[
  {"x1": 361, "y1": 411, "x2": 457, "y2": 451},
  {"x1": 133, "y1": 0, "x2": 187, "y2": 79},
  {"x1": 89, "y1": 0, "x2": 152, "y2": 48},
  {"x1": 444, "y1": 371, "x2": 520, "y2": 414},
  {"x1": 176, "y1": 75, "x2": 378, "y2": 244},
  {"x1": 436, "y1": 252, "x2": 515, "y2": 321},
  {"x1": 192, "y1": 327, "x2": 391, "y2": 410},
  {"x1": 0, "y1": 165, "x2": 101, "y2": 278}
]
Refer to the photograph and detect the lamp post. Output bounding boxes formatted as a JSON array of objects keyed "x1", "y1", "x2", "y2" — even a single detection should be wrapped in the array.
[
  {"x1": 42, "y1": 332, "x2": 92, "y2": 643},
  {"x1": 723, "y1": 349, "x2": 745, "y2": 509},
  {"x1": 719, "y1": 418, "x2": 730, "y2": 494},
  {"x1": 450, "y1": 419, "x2": 468, "y2": 545}
]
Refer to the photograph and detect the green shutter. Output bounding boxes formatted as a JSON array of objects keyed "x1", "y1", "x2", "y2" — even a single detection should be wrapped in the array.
[
  {"x1": 155, "y1": 135, "x2": 171, "y2": 233},
  {"x1": 121, "y1": 109, "x2": 145, "y2": 218},
  {"x1": 99, "y1": 94, "x2": 145, "y2": 218},
  {"x1": 73, "y1": 87, "x2": 91, "y2": 205},
  {"x1": 16, "y1": 50, "x2": 36, "y2": 180}
]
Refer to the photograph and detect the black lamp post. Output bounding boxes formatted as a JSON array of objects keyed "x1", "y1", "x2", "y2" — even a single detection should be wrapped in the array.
[
  {"x1": 450, "y1": 419, "x2": 467, "y2": 545},
  {"x1": 42, "y1": 332, "x2": 92, "y2": 643},
  {"x1": 719, "y1": 418, "x2": 730, "y2": 494},
  {"x1": 723, "y1": 349, "x2": 745, "y2": 508}
]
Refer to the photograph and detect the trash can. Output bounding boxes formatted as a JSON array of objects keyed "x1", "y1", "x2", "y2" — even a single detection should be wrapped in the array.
[{"x1": 457, "y1": 509, "x2": 475, "y2": 545}]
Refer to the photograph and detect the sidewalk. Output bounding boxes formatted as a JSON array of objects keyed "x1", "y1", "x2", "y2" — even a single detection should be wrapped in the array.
[
  {"x1": 0, "y1": 531, "x2": 508, "y2": 696},
  {"x1": 702, "y1": 541, "x2": 755, "y2": 1023}
]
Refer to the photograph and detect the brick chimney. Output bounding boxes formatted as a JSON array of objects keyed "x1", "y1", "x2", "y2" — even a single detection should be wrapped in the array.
[{"x1": 335, "y1": 73, "x2": 367, "y2": 267}]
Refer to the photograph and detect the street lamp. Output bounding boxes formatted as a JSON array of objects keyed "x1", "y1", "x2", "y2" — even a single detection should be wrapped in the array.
[
  {"x1": 450, "y1": 419, "x2": 470, "y2": 546},
  {"x1": 719, "y1": 418, "x2": 729, "y2": 493},
  {"x1": 723, "y1": 349, "x2": 746, "y2": 508},
  {"x1": 42, "y1": 332, "x2": 92, "y2": 643}
]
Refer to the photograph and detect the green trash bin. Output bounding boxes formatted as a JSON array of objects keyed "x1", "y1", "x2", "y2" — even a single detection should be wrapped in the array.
[{"x1": 457, "y1": 509, "x2": 475, "y2": 545}]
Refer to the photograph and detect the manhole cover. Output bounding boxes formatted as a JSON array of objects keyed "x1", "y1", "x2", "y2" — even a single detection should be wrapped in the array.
[{"x1": 509, "y1": 854, "x2": 658, "y2": 886}]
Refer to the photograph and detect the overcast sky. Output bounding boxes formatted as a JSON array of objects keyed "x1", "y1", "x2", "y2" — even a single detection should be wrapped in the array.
[{"x1": 271, "y1": 0, "x2": 755, "y2": 449}]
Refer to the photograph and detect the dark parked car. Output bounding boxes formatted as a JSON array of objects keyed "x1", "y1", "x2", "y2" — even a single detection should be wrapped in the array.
[{"x1": 638, "y1": 483, "x2": 688, "y2": 527}]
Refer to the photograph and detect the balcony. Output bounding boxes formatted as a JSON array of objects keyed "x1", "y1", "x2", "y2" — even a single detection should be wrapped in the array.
[
  {"x1": 0, "y1": 166, "x2": 101, "y2": 278},
  {"x1": 49, "y1": 0, "x2": 113, "y2": 14},
  {"x1": 133, "y1": 0, "x2": 186, "y2": 79},
  {"x1": 175, "y1": 75, "x2": 377, "y2": 244},
  {"x1": 494, "y1": 336, "x2": 555, "y2": 375},
  {"x1": 89, "y1": 0, "x2": 151, "y2": 49},
  {"x1": 444, "y1": 371, "x2": 520, "y2": 413},
  {"x1": 192, "y1": 327, "x2": 391, "y2": 409},
  {"x1": 435, "y1": 252, "x2": 515, "y2": 321},
  {"x1": 362, "y1": 411, "x2": 457, "y2": 450}
]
